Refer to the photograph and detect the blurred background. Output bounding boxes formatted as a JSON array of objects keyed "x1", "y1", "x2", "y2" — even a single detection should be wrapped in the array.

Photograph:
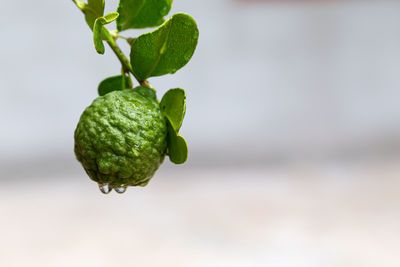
[{"x1": 1, "y1": 0, "x2": 400, "y2": 266}]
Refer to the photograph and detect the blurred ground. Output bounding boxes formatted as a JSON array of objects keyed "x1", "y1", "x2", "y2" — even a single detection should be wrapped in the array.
[{"x1": 1, "y1": 161, "x2": 400, "y2": 267}]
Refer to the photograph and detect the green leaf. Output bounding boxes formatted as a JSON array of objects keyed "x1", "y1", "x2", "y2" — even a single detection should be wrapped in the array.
[
  {"x1": 93, "y1": 18, "x2": 105, "y2": 54},
  {"x1": 98, "y1": 75, "x2": 131, "y2": 96},
  {"x1": 133, "y1": 86, "x2": 157, "y2": 102},
  {"x1": 167, "y1": 123, "x2": 188, "y2": 164},
  {"x1": 85, "y1": 0, "x2": 105, "y2": 30},
  {"x1": 130, "y1": 13, "x2": 199, "y2": 81},
  {"x1": 93, "y1": 12, "x2": 120, "y2": 54},
  {"x1": 117, "y1": 0, "x2": 173, "y2": 31},
  {"x1": 160, "y1": 88, "x2": 186, "y2": 133},
  {"x1": 103, "y1": 12, "x2": 120, "y2": 23}
]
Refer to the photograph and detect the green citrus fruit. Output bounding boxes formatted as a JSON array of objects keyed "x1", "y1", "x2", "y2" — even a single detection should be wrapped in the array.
[{"x1": 74, "y1": 87, "x2": 167, "y2": 188}]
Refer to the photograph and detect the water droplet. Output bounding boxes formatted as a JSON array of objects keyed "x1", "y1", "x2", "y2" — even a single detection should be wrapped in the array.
[
  {"x1": 115, "y1": 185, "x2": 127, "y2": 194},
  {"x1": 98, "y1": 183, "x2": 111, "y2": 194}
]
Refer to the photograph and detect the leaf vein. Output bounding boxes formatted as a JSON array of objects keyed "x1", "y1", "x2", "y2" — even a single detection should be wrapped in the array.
[{"x1": 144, "y1": 19, "x2": 173, "y2": 79}]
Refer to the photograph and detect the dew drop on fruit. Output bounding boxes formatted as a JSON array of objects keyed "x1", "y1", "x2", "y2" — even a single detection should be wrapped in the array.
[
  {"x1": 98, "y1": 183, "x2": 111, "y2": 194},
  {"x1": 115, "y1": 185, "x2": 127, "y2": 194}
]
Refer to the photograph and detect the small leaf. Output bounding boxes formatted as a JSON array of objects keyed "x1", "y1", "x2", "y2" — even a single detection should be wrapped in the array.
[
  {"x1": 130, "y1": 13, "x2": 199, "y2": 81},
  {"x1": 167, "y1": 123, "x2": 188, "y2": 164},
  {"x1": 103, "y1": 12, "x2": 119, "y2": 23},
  {"x1": 117, "y1": 0, "x2": 173, "y2": 31},
  {"x1": 93, "y1": 12, "x2": 120, "y2": 54},
  {"x1": 93, "y1": 18, "x2": 105, "y2": 54},
  {"x1": 85, "y1": 0, "x2": 105, "y2": 30},
  {"x1": 133, "y1": 86, "x2": 157, "y2": 102},
  {"x1": 98, "y1": 75, "x2": 131, "y2": 96},
  {"x1": 160, "y1": 88, "x2": 186, "y2": 133}
]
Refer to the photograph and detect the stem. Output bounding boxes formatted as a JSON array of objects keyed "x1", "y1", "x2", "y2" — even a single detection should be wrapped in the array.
[
  {"x1": 121, "y1": 67, "x2": 133, "y2": 88},
  {"x1": 116, "y1": 35, "x2": 134, "y2": 45},
  {"x1": 117, "y1": 35, "x2": 129, "y2": 41},
  {"x1": 71, "y1": 0, "x2": 149, "y2": 87},
  {"x1": 103, "y1": 30, "x2": 151, "y2": 86},
  {"x1": 103, "y1": 30, "x2": 133, "y2": 75},
  {"x1": 140, "y1": 80, "x2": 150, "y2": 88}
]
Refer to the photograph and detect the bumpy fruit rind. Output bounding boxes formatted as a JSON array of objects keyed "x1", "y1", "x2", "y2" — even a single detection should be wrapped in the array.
[{"x1": 74, "y1": 88, "x2": 167, "y2": 187}]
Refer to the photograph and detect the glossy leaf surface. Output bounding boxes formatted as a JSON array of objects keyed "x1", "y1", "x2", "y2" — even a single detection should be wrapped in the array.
[
  {"x1": 98, "y1": 75, "x2": 131, "y2": 96},
  {"x1": 167, "y1": 123, "x2": 188, "y2": 164},
  {"x1": 160, "y1": 88, "x2": 186, "y2": 133},
  {"x1": 130, "y1": 13, "x2": 199, "y2": 81},
  {"x1": 117, "y1": 0, "x2": 173, "y2": 30}
]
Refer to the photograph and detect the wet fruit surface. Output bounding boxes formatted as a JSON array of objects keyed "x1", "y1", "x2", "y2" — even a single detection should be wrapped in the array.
[{"x1": 74, "y1": 89, "x2": 167, "y2": 189}]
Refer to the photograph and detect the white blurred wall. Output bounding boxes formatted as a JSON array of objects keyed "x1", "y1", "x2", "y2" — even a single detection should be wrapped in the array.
[{"x1": 1, "y1": 0, "x2": 400, "y2": 166}]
